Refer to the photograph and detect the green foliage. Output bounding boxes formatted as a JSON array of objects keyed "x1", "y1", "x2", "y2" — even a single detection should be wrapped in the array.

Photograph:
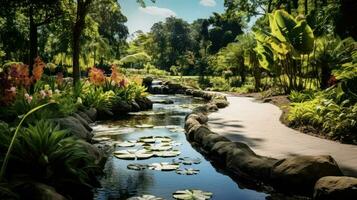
[
  {"x1": 1, "y1": 120, "x2": 99, "y2": 197},
  {"x1": 288, "y1": 92, "x2": 357, "y2": 144},
  {"x1": 289, "y1": 90, "x2": 315, "y2": 103}
]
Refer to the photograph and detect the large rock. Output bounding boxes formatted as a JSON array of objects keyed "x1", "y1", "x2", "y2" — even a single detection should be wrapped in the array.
[
  {"x1": 193, "y1": 126, "x2": 213, "y2": 143},
  {"x1": 77, "y1": 111, "x2": 94, "y2": 123},
  {"x1": 271, "y1": 155, "x2": 343, "y2": 195},
  {"x1": 201, "y1": 133, "x2": 230, "y2": 150},
  {"x1": 111, "y1": 100, "x2": 132, "y2": 114},
  {"x1": 135, "y1": 97, "x2": 153, "y2": 110},
  {"x1": 79, "y1": 140, "x2": 106, "y2": 166},
  {"x1": 130, "y1": 100, "x2": 141, "y2": 112},
  {"x1": 72, "y1": 113, "x2": 92, "y2": 132},
  {"x1": 212, "y1": 99, "x2": 229, "y2": 108},
  {"x1": 210, "y1": 141, "x2": 255, "y2": 162},
  {"x1": 313, "y1": 176, "x2": 357, "y2": 200},
  {"x1": 55, "y1": 116, "x2": 93, "y2": 141},
  {"x1": 184, "y1": 117, "x2": 201, "y2": 132},
  {"x1": 185, "y1": 113, "x2": 208, "y2": 124},
  {"x1": 226, "y1": 146, "x2": 277, "y2": 181},
  {"x1": 83, "y1": 108, "x2": 97, "y2": 121},
  {"x1": 32, "y1": 183, "x2": 67, "y2": 200},
  {"x1": 142, "y1": 76, "x2": 153, "y2": 88}
]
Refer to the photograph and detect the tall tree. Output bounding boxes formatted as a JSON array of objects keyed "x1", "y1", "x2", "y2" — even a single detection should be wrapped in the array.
[{"x1": 2, "y1": 0, "x2": 62, "y2": 68}]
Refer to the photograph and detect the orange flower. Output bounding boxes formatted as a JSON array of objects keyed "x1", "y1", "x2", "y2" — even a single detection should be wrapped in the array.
[
  {"x1": 89, "y1": 67, "x2": 105, "y2": 86},
  {"x1": 110, "y1": 65, "x2": 123, "y2": 84},
  {"x1": 10, "y1": 63, "x2": 31, "y2": 88},
  {"x1": 32, "y1": 57, "x2": 45, "y2": 81}
]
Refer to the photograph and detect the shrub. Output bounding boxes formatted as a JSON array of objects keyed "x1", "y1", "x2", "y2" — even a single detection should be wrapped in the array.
[{"x1": 1, "y1": 120, "x2": 99, "y2": 198}]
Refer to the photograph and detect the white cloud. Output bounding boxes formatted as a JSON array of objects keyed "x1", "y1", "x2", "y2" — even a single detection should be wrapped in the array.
[
  {"x1": 199, "y1": 0, "x2": 217, "y2": 7},
  {"x1": 139, "y1": 6, "x2": 177, "y2": 17}
]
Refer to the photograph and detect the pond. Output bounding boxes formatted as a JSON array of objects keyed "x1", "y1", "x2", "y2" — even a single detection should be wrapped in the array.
[{"x1": 93, "y1": 94, "x2": 269, "y2": 200}]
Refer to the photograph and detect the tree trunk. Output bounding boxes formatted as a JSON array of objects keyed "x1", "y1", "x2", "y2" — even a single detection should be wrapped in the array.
[
  {"x1": 320, "y1": 66, "x2": 331, "y2": 89},
  {"x1": 304, "y1": 0, "x2": 308, "y2": 15},
  {"x1": 29, "y1": 6, "x2": 38, "y2": 71},
  {"x1": 72, "y1": 23, "x2": 81, "y2": 85},
  {"x1": 72, "y1": 0, "x2": 91, "y2": 85}
]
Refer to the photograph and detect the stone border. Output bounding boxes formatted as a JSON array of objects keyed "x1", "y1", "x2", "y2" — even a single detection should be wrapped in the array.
[
  {"x1": 184, "y1": 95, "x2": 357, "y2": 199},
  {"x1": 142, "y1": 77, "x2": 357, "y2": 199}
]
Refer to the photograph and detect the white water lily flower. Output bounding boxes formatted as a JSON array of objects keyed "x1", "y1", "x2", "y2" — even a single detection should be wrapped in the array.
[{"x1": 148, "y1": 162, "x2": 180, "y2": 171}]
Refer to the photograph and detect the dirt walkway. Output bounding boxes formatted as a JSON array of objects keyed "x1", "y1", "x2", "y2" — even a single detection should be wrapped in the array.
[{"x1": 208, "y1": 95, "x2": 357, "y2": 177}]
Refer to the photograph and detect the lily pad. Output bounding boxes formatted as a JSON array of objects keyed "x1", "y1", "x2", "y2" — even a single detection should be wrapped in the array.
[
  {"x1": 114, "y1": 149, "x2": 153, "y2": 160},
  {"x1": 116, "y1": 141, "x2": 136, "y2": 147},
  {"x1": 138, "y1": 136, "x2": 173, "y2": 143},
  {"x1": 173, "y1": 190, "x2": 213, "y2": 200},
  {"x1": 154, "y1": 150, "x2": 181, "y2": 157},
  {"x1": 127, "y1": 194, "x2": 164, "y2": 200},
  {"x1": 176, "y1": 168, "x2": 200, "y2": 175},
  {"x1": 92, "y1": 137, "x2": 112, "y2": 142},
  {"x1": 138, "y1": 136, "x2": 156, "y2": 143},
  {"x1": 174, "y1": 157, "x2": 201, "y2": 165},
  {"x1": 148, "y1": 162, "x2": 180, "y2": 171},
  {"x1": 135, "y1": 124, "x2": 154, "y2": 128},
  {"x1": 144, "y1": 144, "x2": 172, "y2": 151},
  {"x1": 127, "y1": 163, "x2": 148, "y2": 171},
  {"x1": 154, "y1": 136, "x2": 172, "y2": 143}
]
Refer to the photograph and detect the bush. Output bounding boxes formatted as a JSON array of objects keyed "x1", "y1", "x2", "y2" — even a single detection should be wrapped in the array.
[
  {"x1": 288, "y1": 93, "x2": 357, "y2": 144},
  {"x1": 0, "y1": 120, "x2": 99, "y2": 198},
  {"x1": 289, "y1": 90, "x2": 316, "y2": 103}
]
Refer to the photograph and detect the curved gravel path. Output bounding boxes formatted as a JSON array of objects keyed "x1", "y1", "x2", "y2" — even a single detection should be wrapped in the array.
[{"x1": 208, "y1": 95, "x2": 357, "y2": 177}]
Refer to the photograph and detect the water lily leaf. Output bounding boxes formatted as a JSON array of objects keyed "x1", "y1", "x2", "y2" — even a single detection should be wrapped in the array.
[
  {"x1": 92, "y1": 137, "x2": 112, "y2": 142},
  {"x1": 155, "y1": 136, "x2": 172, "y2": 143},
  {"x1": 138, "y1": 136, "x2": 157, "y2": 143},
  {"x1": 116, "y1": 141, "x2": 136, "y2": 147},
  {"x1": 138, "y1": 136, "x2": 173, "y2": 143},
  {"x1": 174, "y1": 157, "x2": 201, "y2": 165},
  {"x1": 154, "y1": 150, "x2": 181, "y2": 157},
  {"x1": 127, "y1": 164, "x2": 148, "y2": 171},
  {"x1": 148, "y1": 162, "x2": 180, "y2": 171},
  {"x1": 153, "y1": 126, "x2": 166, "y2": 129},
  {"x1": 176, "y1": 168, "x2": 200, "y2": 175},
  {"x1": 173, "y1": 190, "x2": 213, "y2": 200},
  {"x1": 114, "y1": 149, "x2": 153, "y2": 160},
  {"x1": 135, "y1": 124, "x2": 154, "y2": 128},
  {"x1": 144, "y1": 144, "x2": 173, "y2": 151},
  {"x1": 127, "y1": 194, "x2": 164, "y2": 200}
]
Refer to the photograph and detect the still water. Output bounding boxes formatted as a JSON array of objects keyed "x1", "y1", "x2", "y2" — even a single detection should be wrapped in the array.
[{"x1": 93, "y1": 94, "x2": 268, "y2": 200}]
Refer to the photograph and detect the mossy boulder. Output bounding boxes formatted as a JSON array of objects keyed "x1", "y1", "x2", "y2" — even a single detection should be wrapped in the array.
[
  {"x1": 313, "y1": 176, "x2": 357, "y2": 200},
  {"x1": 271, "y1": 155, "x2": 343, "y2": 195}
]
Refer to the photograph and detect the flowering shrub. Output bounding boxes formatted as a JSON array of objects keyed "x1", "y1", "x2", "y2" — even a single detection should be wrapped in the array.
[{"x1": 89, "y1": 67, "x2": 105, "y2": 86}]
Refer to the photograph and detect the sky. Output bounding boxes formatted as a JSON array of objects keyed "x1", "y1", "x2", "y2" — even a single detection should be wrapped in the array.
[{"x1": 119, "y1": 0, "x2": 225, "y2": 35}]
